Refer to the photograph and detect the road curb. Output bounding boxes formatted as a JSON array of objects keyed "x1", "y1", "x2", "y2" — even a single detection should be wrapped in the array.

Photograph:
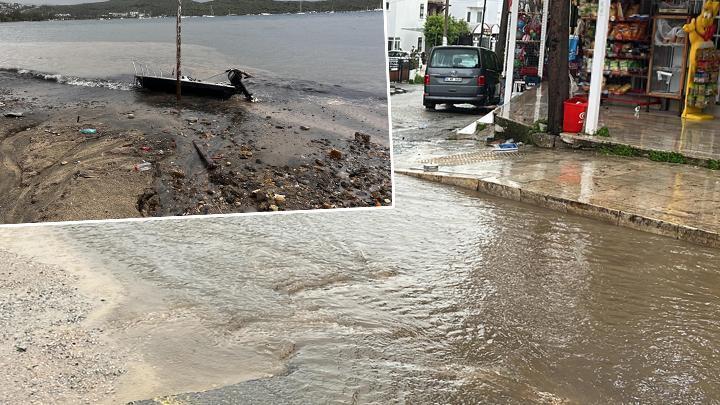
[{"x1": 397, "y1": 169, "x2": 720, "y2": 249}]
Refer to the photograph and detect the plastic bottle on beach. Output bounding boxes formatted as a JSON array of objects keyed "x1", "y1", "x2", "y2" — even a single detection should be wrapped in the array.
[{"x1": 135, "y1": 162, "x2": 152, "y2": 172}]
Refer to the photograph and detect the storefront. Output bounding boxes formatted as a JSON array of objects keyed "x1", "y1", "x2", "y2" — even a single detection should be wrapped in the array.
[{"x1": 503, "y1": 0, "x2": 720, "y2": 134}]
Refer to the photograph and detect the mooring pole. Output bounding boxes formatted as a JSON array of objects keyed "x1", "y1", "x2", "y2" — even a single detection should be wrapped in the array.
[{"x1": 176, "y1": 0, "x2": 182, "y2": 103}]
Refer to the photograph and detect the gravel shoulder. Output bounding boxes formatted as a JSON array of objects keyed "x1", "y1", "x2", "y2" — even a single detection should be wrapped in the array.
[
  {"x1": 0, "y1": 228, "x2": 296, "y2": 404},
  {"x1": 0, "y1": 247, "x2": 127, "y2": 404}
]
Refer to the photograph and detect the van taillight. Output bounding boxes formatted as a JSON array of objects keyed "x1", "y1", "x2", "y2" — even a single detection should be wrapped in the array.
[
  {"x1": 424, "y1": 74, "x2": 430, "y2": 85},
  {"x1": 477, "y1": 75, "x2": 486, "y2": 86}
]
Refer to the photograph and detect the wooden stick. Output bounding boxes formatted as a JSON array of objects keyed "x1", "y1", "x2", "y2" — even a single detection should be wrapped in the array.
[{"x1": 193, "y1": 140, "x2": 218, "y2": 170}]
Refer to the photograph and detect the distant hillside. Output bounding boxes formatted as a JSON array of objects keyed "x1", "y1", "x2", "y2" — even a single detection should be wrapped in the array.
[{"x1": 0, "y1": 0, "x2": 381, "y2": 22}]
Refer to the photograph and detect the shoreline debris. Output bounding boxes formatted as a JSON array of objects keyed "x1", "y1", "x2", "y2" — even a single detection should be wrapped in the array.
[{"x1": 193, "y1": 140, "x2": 218, "y2": 170}]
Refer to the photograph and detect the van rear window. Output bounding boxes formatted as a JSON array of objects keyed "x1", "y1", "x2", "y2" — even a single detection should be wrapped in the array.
[{"x1": 430, "y1": 49, "x2": 479, "y2": 68}]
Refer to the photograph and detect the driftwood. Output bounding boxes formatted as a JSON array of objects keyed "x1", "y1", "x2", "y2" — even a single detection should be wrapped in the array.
[{"x1": 192, "y1": 140, "x2": 217, "y2": 170}]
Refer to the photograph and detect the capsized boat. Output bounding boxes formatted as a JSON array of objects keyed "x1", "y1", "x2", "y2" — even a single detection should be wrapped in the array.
[{"x1": 133, "y1": 62, "x2": 238, "y2": 99}]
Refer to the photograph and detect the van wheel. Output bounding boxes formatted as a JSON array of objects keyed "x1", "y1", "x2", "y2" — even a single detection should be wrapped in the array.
[{"x1": 424, "y1": 103, "x2": 436, "y2": 110}]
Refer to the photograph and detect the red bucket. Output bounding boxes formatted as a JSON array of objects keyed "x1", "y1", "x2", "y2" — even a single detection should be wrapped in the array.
[{"x1": 563, "y1": 97, "x2": 588, "y2": 133}]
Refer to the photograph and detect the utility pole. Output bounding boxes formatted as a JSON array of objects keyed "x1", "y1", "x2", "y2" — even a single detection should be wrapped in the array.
[
  {"x1": 546, "y1": 0, "x2": 570, "y2": 134},
  {"x1": 176, "y1": 0, "x2": 182, "y2": 103},
  {"x1": 496, "y1": 0, "x2": 509, "y2": 63},
  {"x1": 478, "y1": 0, "x2": 488, "y2": 47},
  {"x1": 442, "y1": 0, "x2": 450, "y2": 45}
]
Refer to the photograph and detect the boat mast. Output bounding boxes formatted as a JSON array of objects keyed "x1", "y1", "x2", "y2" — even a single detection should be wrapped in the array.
[{"x1": 176, "y1": 0, "x2": 182, "y2": 102}]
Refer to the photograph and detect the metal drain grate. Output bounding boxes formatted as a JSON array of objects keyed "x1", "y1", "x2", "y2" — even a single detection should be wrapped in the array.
[{"x1": 419, "y1": 151, "x2": 523, "y2": 166}]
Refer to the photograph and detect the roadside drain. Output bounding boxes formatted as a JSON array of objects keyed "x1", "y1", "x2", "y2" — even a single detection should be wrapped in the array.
[{"x1": 419, "y1": 151, "x2": 524, "y2": 166}]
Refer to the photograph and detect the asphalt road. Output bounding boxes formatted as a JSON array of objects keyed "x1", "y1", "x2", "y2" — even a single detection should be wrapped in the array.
[
  {"x1": 391, "y1": 85, "x2": 488, "y2": 141},
  {"x1": 390, "y1": 84, "x2": 493, "y2": 168}
]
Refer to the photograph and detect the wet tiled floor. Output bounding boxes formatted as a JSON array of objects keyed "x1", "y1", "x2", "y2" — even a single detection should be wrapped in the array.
[{"x1": 496, "y1": 86, "x2": 720, "y2": 161}]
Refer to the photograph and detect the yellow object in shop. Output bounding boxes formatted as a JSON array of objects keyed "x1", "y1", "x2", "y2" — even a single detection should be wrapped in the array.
[{"x1": 682, "y1": 0, "x2": 720, "y2": 121}]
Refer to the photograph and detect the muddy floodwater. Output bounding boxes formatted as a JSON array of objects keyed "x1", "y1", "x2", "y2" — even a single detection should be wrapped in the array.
[{"x1": 1, "y1": 176, "x2": 719, "y2": 403}]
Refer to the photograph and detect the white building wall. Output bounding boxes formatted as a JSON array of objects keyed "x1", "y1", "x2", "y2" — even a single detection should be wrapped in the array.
[
  {"x1": 448, "y1": 0, "x2": 502, "y2": 30},
  {"x1": 385, "y1": 0, "x2": 504, "y2": 51},
  {"x1": 385, "y1": 0, "x2": 428, "y2": 52}
]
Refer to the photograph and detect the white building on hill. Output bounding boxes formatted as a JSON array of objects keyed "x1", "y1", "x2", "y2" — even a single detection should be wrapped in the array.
[
  {"x1": 385, "y1": 0, "x2": 428, "y2": 53},
  {"x1": 448, "y1": 0, "x2": 501, "y2": 32},
  {"x1": 385, "y1": 0, "x2": 502, "y2": 53}
]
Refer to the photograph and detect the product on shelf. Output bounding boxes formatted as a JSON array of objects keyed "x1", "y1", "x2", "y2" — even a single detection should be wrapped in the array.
[
  {"x1": 688, "y1": 48, "x2": 720, "y2": 108},
  {"x1": 512, "y1": 0, "x2": 544, "y2": 82},
  {"x1": 574, "y1": 0, "x2": 658, "y2": 108}
]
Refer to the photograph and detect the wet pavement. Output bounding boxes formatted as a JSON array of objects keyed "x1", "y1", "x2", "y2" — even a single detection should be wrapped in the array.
[
  {"x1": 2, "y1": 175, "x2": 720, "y2": 404},
  {"x1": 497, "y1": 86, "x2": 720, "y2": 161},
  {"x1": 398, "y1": 148, "x2": 720, "y2": 247},
  {"x1": 395, "y1": 84, "x2": 720, "y2": 247},
  {"x1": 390, "y1": 85, "x2": 491, "y2": 154}
]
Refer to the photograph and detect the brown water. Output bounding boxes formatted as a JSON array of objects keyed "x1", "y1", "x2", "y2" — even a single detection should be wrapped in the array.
[{"x1": 1, "y1": 176, "x2": 719, "y2": 403}]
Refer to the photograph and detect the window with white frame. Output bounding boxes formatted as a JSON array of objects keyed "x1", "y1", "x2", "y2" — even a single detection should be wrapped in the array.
[
  {"x1": 420, "y1": 4, "x2": 425, "y2": 18},
  {"x1": 386, "y1": 1, "x2": 389, "y2": 10},
  {"x1": 388, "y1": 37, "x2": 400, "y2": 51},
  {"x1": 476, "y1": 11, "x2": 483, "y2": 23},
  {"x1": 467, "y1": 11, "x2": 471, "y2": 22}
]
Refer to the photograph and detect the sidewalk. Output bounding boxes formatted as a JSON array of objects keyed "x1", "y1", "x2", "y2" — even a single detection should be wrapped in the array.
[
  {"x1": 494, "y1": 86, "x2": 720, "y2": 164},
  {"x1": 396, "y1": 146, "x2": 720, "y2": 248}
]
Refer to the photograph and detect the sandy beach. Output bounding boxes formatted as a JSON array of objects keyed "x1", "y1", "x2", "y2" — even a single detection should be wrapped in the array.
[
  {"x1": 0, "y1": 70, "x2": 391, "y2": 224},
  {"x1": 0, "y1": 227, "x2": 292, "y2": 404}
]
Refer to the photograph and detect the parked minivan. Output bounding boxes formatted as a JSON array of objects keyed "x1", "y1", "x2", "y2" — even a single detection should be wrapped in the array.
[{"x1": 423, "y1": 46, "x2": 502, "y2": 110}]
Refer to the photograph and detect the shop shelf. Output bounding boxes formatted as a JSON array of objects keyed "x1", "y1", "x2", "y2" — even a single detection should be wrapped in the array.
[
  {"x1": 580, "y1": 16, "x2": 651, "y2": 22},
  {"x1": 607, "y1": 38, "x2": 651, "y2": 44}
]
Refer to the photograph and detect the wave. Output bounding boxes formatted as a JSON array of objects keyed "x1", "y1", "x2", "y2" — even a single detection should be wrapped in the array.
[
  {"x1": 0, "y1": 67, "x2": 387, "y2": 102},
  {"x1": 0, "y1": 67, "x2": 135, "y2": 91}
]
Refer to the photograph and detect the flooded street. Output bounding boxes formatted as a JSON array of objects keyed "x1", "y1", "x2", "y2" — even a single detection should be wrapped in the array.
[
  {"x1": 2, "y1": 175, "x2": 719, "y2": 403},
  {"x1": 391, "y1": 85, "x2": 493, "y2": 167},
  {"x1": 391, "y1": 86, "x2": 485, "y2": 141}
]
